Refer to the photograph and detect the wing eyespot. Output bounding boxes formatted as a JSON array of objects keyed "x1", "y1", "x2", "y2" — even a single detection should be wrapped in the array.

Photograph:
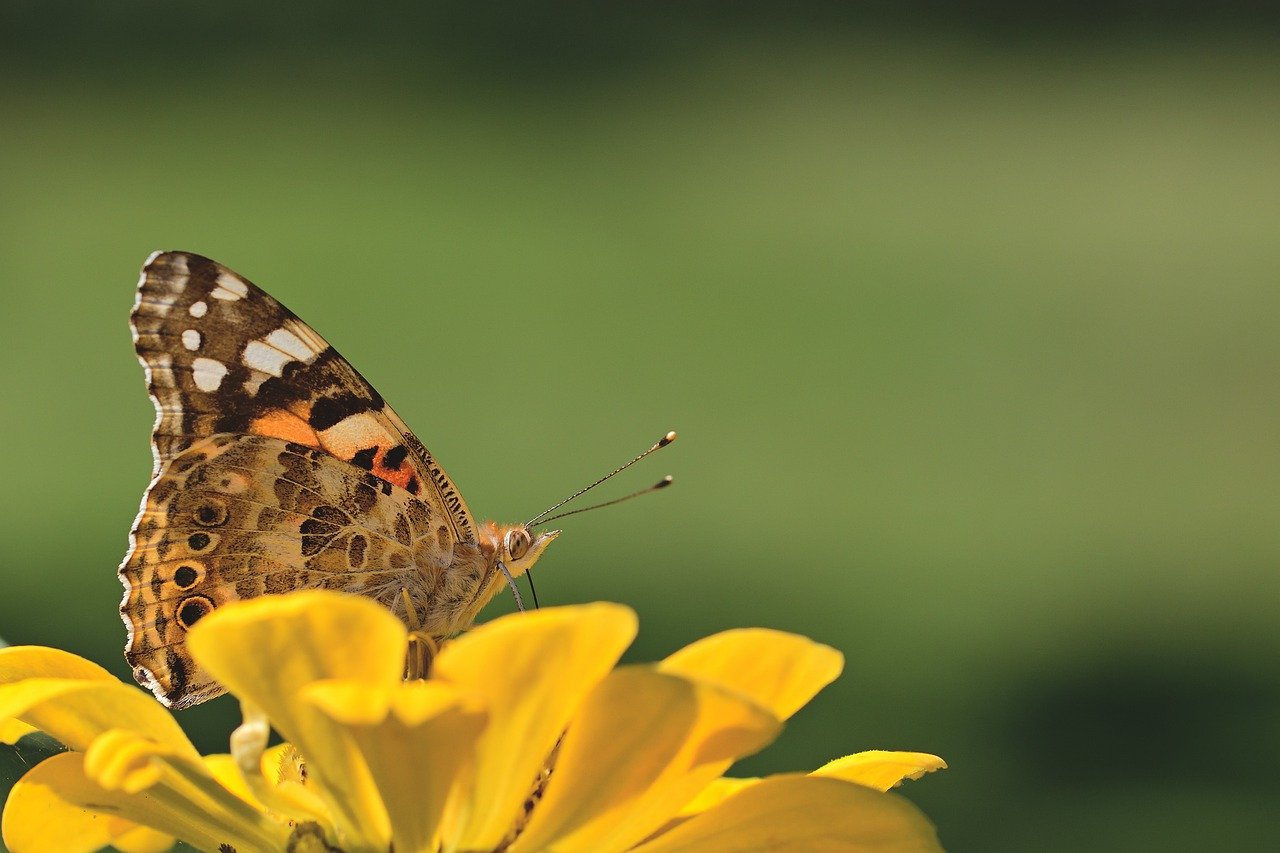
[
  {"x1": 176, "y1": 596, "x2": 215, "y2": 629},
  {"x1": 194, "y1": 499, "x2": 228, "y2": 526},
  {"x1": 173, "y1": 564, "x2": 201, "y2": 589}
]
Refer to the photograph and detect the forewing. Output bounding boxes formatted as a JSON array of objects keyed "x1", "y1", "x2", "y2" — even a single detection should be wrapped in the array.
[
  {"x1": 120, "y1": 434, "x2": 456, "y2": 708},
  {"x1": 130, "y1": 250, "x2": 475, "y2": 541}
]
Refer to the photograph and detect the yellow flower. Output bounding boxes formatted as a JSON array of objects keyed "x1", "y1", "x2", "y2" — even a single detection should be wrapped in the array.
[{"x1": 0, "y1": 592, "x2": 945, "y2": 852}]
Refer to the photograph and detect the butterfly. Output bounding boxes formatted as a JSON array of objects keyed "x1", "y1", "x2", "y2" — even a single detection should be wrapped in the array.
[{"x1": 119, "y1": 251, "x2": 558, "y2": 709}]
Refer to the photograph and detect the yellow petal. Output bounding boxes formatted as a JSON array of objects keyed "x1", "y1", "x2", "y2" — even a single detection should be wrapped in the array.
[
  {"x1": 86, "y1": 729, "x2": 163, "y2": 793},
  {"x1": 675, "y1": 776, "x2": 759, "y2": 817},
  {"x1": 78, "y1": 729, "x2": 293, "y2": 851},
  {"x1": 302, "y1": 679, "x2": 394, "y2": 725},
  {"x1": 814, "y1": 751, "x2": 948, "y2": 791},
  {"x1": 0, "y1": 646, "x2": 118, "y2": 684},
  {"x1": 187, "y1": 591, "x2": 407, "y2": 847},
  {"x1": 0, "y1": 679, "x2": 195, "y2": 755},
  {"x1": 631, "y1": 774, "x2": 943, "y2": 852},
  {"x1": 670, "y1": 751, "x2": 947, "y2": 827},
  {"x1": 511, "y1": 666, "x2": 780, "y2": 853},
  {"x1": 2, "y1": 754, "x2": 168, "y2": 853},
  {"x1": 113, "y1": 825, "x2": 178, "y2": 853},
  {"x1": 435, "y1": 602, "x2": 638, "y2": 850},
  {"x1": 0, "y1": 718, "x2": 38, "y2": 744},
  {"x1": 308, "y1": 679, "x2": 487, "y2": 853},
  {"x1": 202, "y1": 749, "x2": 338, "y2": 842},
  {"x1": 201, "y1": 753, "x2": 262, "y2": 808},
  {"x1": 658, "y1": 628, "x2": 843, "y2": 721}
]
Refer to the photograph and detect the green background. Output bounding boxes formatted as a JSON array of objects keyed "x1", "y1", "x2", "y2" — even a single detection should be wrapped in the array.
[{"x1": 2, "y1": 5, "x2": 1278, "y2": 851}]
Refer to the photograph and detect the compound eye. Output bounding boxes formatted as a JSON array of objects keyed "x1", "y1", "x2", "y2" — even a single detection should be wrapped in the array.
[{"x1": 506, "y1": 528, "x2": 531, "y2": 561}]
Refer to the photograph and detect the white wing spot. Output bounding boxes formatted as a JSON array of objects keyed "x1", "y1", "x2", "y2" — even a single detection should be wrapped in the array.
[
  {"x1": 243, "y1": 340, "x2": 292, "y2": 377},
  {"x1": 188, "y1": 300, "x2": 208, "y2": 318},
  {"x1": 191, "y1": 358, "x2": 228, "y2": 392},
  {"x1": 170, "y1": 254, "x2": 190, "y2": 289},
  {"x1": 266, "y1": 327, "x2": 318, "y2": 362},
  {"x1": 211, "y1": 272, "x2": 249, "y2": 301},
  {"x1": 181, "y1": 329, "x2": 202, "y2": 351}
]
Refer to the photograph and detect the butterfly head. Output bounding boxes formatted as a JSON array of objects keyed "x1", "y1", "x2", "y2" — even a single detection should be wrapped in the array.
[{"x1": 484, "y1": 521, "x2": 559, "y2": 578}]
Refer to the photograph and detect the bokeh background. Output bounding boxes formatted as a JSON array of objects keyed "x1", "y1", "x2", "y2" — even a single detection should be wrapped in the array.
[{"x1": 2, "y1": 3, "x2": 1278, "y2": 850}]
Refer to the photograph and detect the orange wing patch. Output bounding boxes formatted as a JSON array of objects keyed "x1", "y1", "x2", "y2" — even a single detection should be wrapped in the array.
[
  {"x1": 317, "y1": 411, "x2": 421, "y2": 494},
  {"x1": 250, "y1": 405, "x2": 423, "y2": 495},
  {"x1": 249, "y1": 408, "x2": 320, "y2": 446}
]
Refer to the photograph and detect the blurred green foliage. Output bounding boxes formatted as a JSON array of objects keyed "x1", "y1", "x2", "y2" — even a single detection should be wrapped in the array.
[{"x1": 1, "y1": 6, "x2": 1278, "y2": 851}]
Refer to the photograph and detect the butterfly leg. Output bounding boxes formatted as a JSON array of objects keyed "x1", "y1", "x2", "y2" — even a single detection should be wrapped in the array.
[
  {"x1": 406, "y1": 632, "x2": 438, "y2": 680},
  {"x1": 399, "y1": 588, "x2": 440, "y2": 679}
]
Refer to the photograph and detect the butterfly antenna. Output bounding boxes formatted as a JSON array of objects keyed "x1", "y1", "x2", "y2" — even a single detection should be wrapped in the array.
[
  {"x1": 534, "y1": 476, "x2": 673, "y2": 525},
  {"x1": 525, "y1": 430, "x2": 677, "y2": 527}
]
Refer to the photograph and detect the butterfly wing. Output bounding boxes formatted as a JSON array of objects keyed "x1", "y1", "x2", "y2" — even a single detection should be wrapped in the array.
[
  {"x1": 123, "y1": 251, "x2": 490, "y2": 707},
  {"x1": 121, "y1": 434, "x2": 475, "y2": 708},
  {"x1": 129, "y1": 250, "x2": 475, "y2": 542}
]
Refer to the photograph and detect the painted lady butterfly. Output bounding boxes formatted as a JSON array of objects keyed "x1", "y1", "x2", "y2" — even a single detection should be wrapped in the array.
[{"x1": 119, "y1": 251, "x2": 557, "y2": 708}]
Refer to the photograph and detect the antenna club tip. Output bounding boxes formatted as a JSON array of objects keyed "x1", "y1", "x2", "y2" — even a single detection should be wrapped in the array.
[
  {"x1": 656, "y1": 475, "x2": 674, "y2": 488},
  {"x1": 659, "y1": 430, "x2": 678, "y2": 446}
]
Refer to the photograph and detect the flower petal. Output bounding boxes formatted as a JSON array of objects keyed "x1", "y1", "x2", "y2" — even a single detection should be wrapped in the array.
[
  {"x1": 2, "y1": 753, "x2": 169, "y2": 853},
  {"x1": 113, "y1": 824, "x2": 178, "y2": 853},
  {"x1": 0, "y1": 743, "x2": 289, "y2": 853},
  {"x1": 669, "y1": 750, "x2": 947, "y2": 829},
  {"x1": 0, "y1": 647, "x2": 194, "y2": 755},
  {"x1": 675, "y1": 776, "x2": 758, "y2": 817},
  {"x1": 814, "y1": 751, "x2": 948, "y2": 791},
  {"x1": 658, "y1": 628, "x2": 843, "y2": 721},
  {"x1": 0, "y1": 718, "x2": 38, "y2": 744},
  {"x1": 307, "y1": 679, "x2": 487, "y2": 853},
  {"x1": 511, "y1": 666, "x2": 780, "y2": 853},
  {"x1": 201, "y1": 753, "x2": 262, "y2": 808},
  {"x1": 186, "y1": 591, "x2": 407, "y2": 847},
  {"x1": 0, "y1": 679, "x2": 195, "y2": 755},
  {"x1": 630, "y1": 774, "x2": 943, "y2": 852},
  {"x1": 434, "y1": 602, "x2": 637, "y2": 850},
  {"x1": 80, "y1": 729, "x2": 292, "y2": 850},
  {"x1": 0, "y1": 647, "x2": 118, "y2": 684}
]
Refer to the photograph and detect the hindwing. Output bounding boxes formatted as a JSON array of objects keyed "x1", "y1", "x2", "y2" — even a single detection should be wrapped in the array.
[{"x1": 120, "y1": 434, "x2": 472, "y2": 708}]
